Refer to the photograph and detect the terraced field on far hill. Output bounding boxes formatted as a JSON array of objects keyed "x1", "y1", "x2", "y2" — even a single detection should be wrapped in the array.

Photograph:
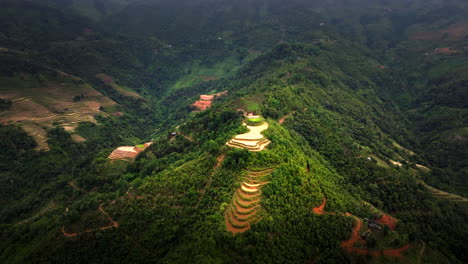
[{"x1": 0, "y1": 73, "x2": 116, "y2": 150}]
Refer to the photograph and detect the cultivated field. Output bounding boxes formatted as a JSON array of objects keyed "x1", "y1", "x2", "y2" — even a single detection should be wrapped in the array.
[{"x1": 0, "y1": 74, "x2": 116, "y2": 150}]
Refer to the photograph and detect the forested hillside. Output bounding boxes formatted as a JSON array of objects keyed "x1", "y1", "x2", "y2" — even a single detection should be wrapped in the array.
[{"x1": 0, "y1": 0, "x2": 467, "y2": 263}]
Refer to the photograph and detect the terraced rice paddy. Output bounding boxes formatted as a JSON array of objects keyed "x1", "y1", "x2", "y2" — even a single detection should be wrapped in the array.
[
  {"x1": 0, "y1": 77, "x2": 116, "y2": 150},
  {"x1": 225, "y1": 168, "x2": 274, "y2": 234},
  {"x1": 226, "y1": 116, "x2": 271, "y2": 152},
  {"x1": 108, "y1": 142, "x2": 153, "y2": 161}
]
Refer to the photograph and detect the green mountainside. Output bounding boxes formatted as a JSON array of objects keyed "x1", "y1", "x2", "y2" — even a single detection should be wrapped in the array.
[{"x1": 0, "y1": 0, "x2": 467, "y2": 263}]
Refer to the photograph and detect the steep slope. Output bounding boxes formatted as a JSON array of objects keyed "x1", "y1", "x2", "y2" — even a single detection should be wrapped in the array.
[
  {"x1": 0, "y1": 1, "x2": 467, "y2": 264},
  {"x1": 2, "y1": 40, "x2": 466, "y2": 263}
]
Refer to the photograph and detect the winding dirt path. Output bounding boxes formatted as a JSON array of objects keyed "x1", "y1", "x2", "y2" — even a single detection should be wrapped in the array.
[
  {"x1": 341, "y1": 215, "x2": 364, "y2": 250},
  {"x1": 279, "y1": 113, "x2": 293, "y2": 124},
  {"x1": 418, "y1": 241, "x2": 426, "y2": 264},
  {"x1": 62, "y1": 203, "x2": 119, "y2": 238},
  {"x1": 17, "y1": 201, "x2": 57, "y2": 225},
  {"x1": 377, "y1": 214, "x2": 397, "y2": 230},
  {"x1": 179, "y1": 133, "x2": 194, "y2": 142},
  {"x1": 313, "y1": 198, "x2": 410, "y2": 258},
  {"x1": 196, "y1": 154, "x2": 226, "y2": 208},
  {"x1": 313, "y1": 198, "x2": 327, "y2": 215}
]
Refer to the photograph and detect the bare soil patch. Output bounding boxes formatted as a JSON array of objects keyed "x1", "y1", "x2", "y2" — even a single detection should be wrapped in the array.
[
  {"x1": 192, "y1": 91, "x2": 228, "y2": 111},
  {"x1": 313, "y1": 198, "x2": 327, "y2": 215},
  {"x1": 315, "y1": 198, "x2": 410, "y2": 257},
  {"x1": 71, "y1": 134, "x2": 86, "y2": 143},
  {"x1": 108, "y1": 142, "x2": 153, "y2": 161},
  {"x1": 341, "y1": 215, "x2": 364, "y2": 249},
  {"x1": 215, "y1": 154, "x2": 225, "y2": 169},
  {"x1": 279, "y1": 113, "x2": 292, "y2": 124},
  {"x1": 377, "y1": 214, "x2": 397, "y2": 230}
]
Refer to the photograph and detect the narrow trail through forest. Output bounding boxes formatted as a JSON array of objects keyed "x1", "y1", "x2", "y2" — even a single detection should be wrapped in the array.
[
  {"x1": 418, "y1": 241, "x2": 426, "y2": 264},
  {"x1": 62, "y1": 203, "x2": 119, "y2": 238},
  {"x1": 279, "y1": 112, "x2": 293, "y2": 124},
  {"x1": 196, "y1": 154, "x2": 226, "y2": 208},
  {"x1": 17, "y1": 201, "x2": 57, "y2": 225}
]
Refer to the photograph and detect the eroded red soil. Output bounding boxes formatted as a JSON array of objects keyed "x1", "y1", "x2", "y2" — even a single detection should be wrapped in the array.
[
  {"x1": 279, "y1": 113, "x2": 292, "y2": 124},
  {"x1": 313, "y1": 198, "x2": 327, "y2": 215},
  {"x1": 313, "y1": 198, "x2": 410, "y2": 258},
  {"x1": 215, "y1": 154, "x2": 226, "y2": 169},
  {"x1": 341, "y1": 215, "x2": 365, "y2": 249},
  {"x1": 377, "y1": 214, "x2": 397, "y2": 230},
  {"x1": 192, "y1": 91, "x2": 228, "y2": 111}
]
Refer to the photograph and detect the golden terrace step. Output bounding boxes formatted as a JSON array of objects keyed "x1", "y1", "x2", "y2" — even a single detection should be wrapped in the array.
[
  {"x1": 226, "y1": 119, "x2": 271, "y2": 152},
  {"x1": 226, "y1": 139, "x2": 271, "y2": 151},
  {"x1": 246, "y1": 168, "x2": 275, "y2": 176},
  {"x1": 241, "y1": 184, "x2": 259, "y2": 194},
  {"x1": 228, "y1": 138, "x2": 270, "y2": 148},
  {"x1": 233, "y1": 136, "x2": 264, "y2": 141},
  {"x1": 235, "y1": 193, "x2": 259, "y2": 208},
  {"x1": 237, "y1": 188, "x2": 260, "y2": 200},
  {"x1": 226, "y1": 210, "x2": 249, "y2": 228},
  {"x1": 243, "y1": 182, "x2": 261, "y2": 188},
  {"x1": 234, "y1": 203, "x2": 259, "y2": 215},
  {"x1": 232, "y1": 209, "x2": 257, "y2": 222},
  {"x1": 225, "y1": 213, "x2": 250, "y2": 233},
  {"x1": 235, "y1": 190, "x2": 260, "y2": 205}
]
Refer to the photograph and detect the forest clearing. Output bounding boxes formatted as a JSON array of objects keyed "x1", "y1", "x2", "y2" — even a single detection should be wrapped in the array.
[{"x1": 108, "y1": 142, "x2": 153, "y2": 161}]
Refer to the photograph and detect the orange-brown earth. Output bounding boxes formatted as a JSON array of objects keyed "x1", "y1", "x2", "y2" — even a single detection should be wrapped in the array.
[
  {"x1": 0, "y1": 76, "x2": 116, "y2": 150},
  {"x1": 279, "y1": 113, "x2": 292, "y2": 124},
  {"x1": 313, "y1": 198, "x2": 410, "y2": 258},
  {"x1": 377, "y1": 214, "x2": 398, "y2": 230},
  {"x1": 313, "y1": 198, "x2": 327, "y2": 215},
  {"x1": 192, "y1": 91, "x2": 228, "y2": 111}
]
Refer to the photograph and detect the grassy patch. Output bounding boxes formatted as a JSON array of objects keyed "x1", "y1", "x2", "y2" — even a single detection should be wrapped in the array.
[
  {"x1": 370, "y1": 154, "x2": 390, "y2": 168},
  {"x1": 233, "y1": 94, "x2": 265, "y2": 113},
  {"x1": 170, "y1": 56, "x2": 241, "y2": 91},
  {"x1": 245, "y1": 117, "x2": 265, "y2": 126}
]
